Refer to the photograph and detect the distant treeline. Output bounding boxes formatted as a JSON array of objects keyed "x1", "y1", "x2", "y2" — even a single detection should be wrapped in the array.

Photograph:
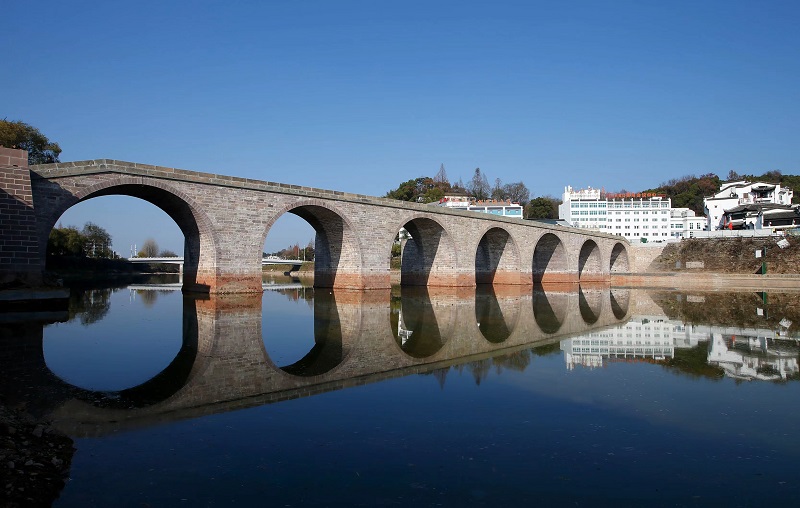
[
  {"x1": 643, "y1": 170, "x2": 799, "y2": 216},
  {"x1": 386, "y1": 165, "x2": 799, "y2": 219}
]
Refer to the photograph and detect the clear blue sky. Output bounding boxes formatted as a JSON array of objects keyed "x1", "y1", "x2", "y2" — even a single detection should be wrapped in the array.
[{"x1": 4, "y1": 0, "x2": 798, "y2": 254}]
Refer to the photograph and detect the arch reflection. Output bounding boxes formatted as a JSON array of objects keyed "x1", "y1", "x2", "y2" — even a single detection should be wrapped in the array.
[
  {"x1": 610, "y1": 288, "x2": 630, "y2": 320},
  {"x1": 533, "y1": 284, "x2": 569, "y2": 334},
  {"x1": 475, "y1": 286, "x2": 521, "y2": 344},
  {"x1": 392, "y1": 287, "x2": 454, "y2": 358},
  {"x1": 278, "y1": 290, "x2": 350, "y2": 377},
  {"x1": 578, "y1": 286, "x2": 604, "y2": 325}
]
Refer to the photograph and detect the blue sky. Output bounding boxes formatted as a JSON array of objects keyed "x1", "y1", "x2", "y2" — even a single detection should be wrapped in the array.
[{"x1": 4, "y1": 0, "x2": 798, "y2": 254}]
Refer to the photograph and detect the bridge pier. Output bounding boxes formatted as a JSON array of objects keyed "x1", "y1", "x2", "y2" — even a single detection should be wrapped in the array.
[{"x1": 0, "y1": 148, "x2": 42, "y2": 287}]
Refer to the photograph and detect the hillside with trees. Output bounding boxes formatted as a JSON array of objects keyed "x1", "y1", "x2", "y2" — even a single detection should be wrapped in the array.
[
  {"x1": 384, "y1": 164, "x2": 556, "y2": 218},
  {"x1": 643, "y1": 170, "x2": 799, "y2": 216}
]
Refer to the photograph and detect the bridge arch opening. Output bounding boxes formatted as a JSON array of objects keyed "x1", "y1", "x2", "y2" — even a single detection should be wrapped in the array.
[
  {"x1": 578, "y1": 240, "x2": 603, "y2": 281},
  {"x1": 475, "y1": 227, "x2": 521, "y2": 285},
  {"x1": 610, "y1": 242, "x2": 630, "y2": 273},
  {"x1": 263, "y1": 203, "x2": 362, "y2": 289},
  {"x1": 398, "y1": 217, "x2": 458, "y2": 286},
  {"x1": 39, "y1": 181, "x2": 216, "y2": 292},
  {"x1": 532, "y1": 233, "x2": 568, "y2": 284}
]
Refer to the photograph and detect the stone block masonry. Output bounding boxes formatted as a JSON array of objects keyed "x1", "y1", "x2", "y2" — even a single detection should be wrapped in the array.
[
  {"x1": 2, "y1": 157, "x2": 631, "y2": 293},
  {"x1": 0, "y1": 147, "x2": 41, "y2": 286}
]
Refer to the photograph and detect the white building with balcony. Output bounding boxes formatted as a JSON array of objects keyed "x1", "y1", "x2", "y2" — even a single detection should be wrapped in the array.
[{"x1": 703, "y1": 181, "x2": 794, "y2": 231}]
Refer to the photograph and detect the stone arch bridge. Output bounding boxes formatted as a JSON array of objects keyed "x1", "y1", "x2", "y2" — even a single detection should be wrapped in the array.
[{"x1": 1, "y1": 149, "x2": 630, "y2": 293}]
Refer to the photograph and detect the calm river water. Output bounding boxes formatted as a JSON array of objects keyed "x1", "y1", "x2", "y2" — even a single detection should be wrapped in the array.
[{"x1": 3, "y1": 277, "x2": 800, "y2": 506}]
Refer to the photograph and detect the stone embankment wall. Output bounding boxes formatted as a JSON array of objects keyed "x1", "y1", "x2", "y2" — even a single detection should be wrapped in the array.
[{"x1": 624, "y1": 243, "x2": 669, "y2": 273}]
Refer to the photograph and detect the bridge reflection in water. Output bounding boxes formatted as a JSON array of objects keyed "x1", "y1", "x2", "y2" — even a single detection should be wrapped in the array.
[{"x1": 0, "y1": 284, "x2": 630, "y2": 437}]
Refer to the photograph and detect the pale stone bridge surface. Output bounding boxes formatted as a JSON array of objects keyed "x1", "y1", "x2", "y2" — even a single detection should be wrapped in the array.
[
  {"x1": 0, "y1": 285, "x2": 630, "y2": 437},
  {"x1": 0, "y1": 147, "x2": 630, "y2": 293}
]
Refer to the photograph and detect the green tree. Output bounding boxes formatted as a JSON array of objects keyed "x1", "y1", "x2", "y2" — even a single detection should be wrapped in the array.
[
  {"x1": 526, "y1": 196, "x2": 560, "y2": 219},
  {"x1": 48, "y1": 225, "x2": 85, "y2": 257},
  {"x1": 0, "y1": 119, "x2": 61, "y2": 164},
  {"x1": 82, "y1": 222, "x2": 112, "y2": 258},
  {"x1": 386, "y1": 174, "x2": 452, "y2": 204}
]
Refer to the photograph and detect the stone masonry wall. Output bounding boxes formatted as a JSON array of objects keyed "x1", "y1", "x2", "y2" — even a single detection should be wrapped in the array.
[
  {"x1": 11, "y1": 159, "x2": 632, "y2": 292},
  {"x1": 0, "y1": 147, "x2": 40, "y2": 286}
]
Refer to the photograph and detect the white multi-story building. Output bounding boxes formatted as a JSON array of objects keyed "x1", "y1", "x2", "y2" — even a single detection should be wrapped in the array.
[
  {"x1": 559, "y1": 186, "x2": 706, "y2": 242},
  {"x1": 669, "y1": 208, "x2": 707, "y2": 239},
  {"x1": 703, "y1": 180, "x2": 794, "y2": 230}
]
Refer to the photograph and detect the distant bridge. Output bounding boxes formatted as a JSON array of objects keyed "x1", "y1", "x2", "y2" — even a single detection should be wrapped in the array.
[
  {"x1": 1, "y1": 147, "x2": 630, "y2": 293},
  {"x1": 126, "y1": 256, "x2": 304, "y2": 266}
]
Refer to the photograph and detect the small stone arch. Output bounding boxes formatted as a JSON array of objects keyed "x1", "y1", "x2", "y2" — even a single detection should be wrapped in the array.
[
  {"x1": 578, "y1": 240, "x2": 603, "y2": 281},
  {"x1": 532, "y1": 233, "x2": 569, "y2": 283},
  {"x1": 394, "y1": 215, "x2": 458, "y2": 286},
  {"x1": 610, "y1": 242, "x2": 630, "y2": 273},
  {"x1": 262, "y1": 199, "x2": 364, "y2": 289},
  {"x1": 35, "y1": 176, "x2": 218, "y2": 292},
  {"x1": 475, "y1": 226, "x2": 521, "y2": 285}
]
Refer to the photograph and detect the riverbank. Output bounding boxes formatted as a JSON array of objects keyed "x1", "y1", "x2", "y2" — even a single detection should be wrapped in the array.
[{"x1": 0, "y1": 405, "x2": 75, "y2": 506}]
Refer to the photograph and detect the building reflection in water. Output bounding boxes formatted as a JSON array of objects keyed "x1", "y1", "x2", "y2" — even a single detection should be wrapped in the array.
[
  {"x1": 6, "y1": 284, "x2": 800, "y2": 441},
  {"x1": 560, "y1": 290, "x2": 800, "y2": 381}
]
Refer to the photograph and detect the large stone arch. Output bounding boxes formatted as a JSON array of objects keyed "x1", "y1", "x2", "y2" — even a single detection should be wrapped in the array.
[
  {"x1": 610, "y1": 242, "x2": 630, "y2": 273},
  {"x1": 475, "y1": 225, "x2": 521, "y2": 285},
  {"x1": 34, "y1": 176, "x2": 218, "y2": 293},
  {"x1": 262, "y1": 199, "x2": 364, "y2": 289},
  {"x1": 578, "y1": 239, "x2": 603, "y2": 282},
  {"x1": 532, "y1": 233, "x2": 569, "y2": 284},
  {"x1": 394, "y1": 215, "x2": 459, "y2": 286}
]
